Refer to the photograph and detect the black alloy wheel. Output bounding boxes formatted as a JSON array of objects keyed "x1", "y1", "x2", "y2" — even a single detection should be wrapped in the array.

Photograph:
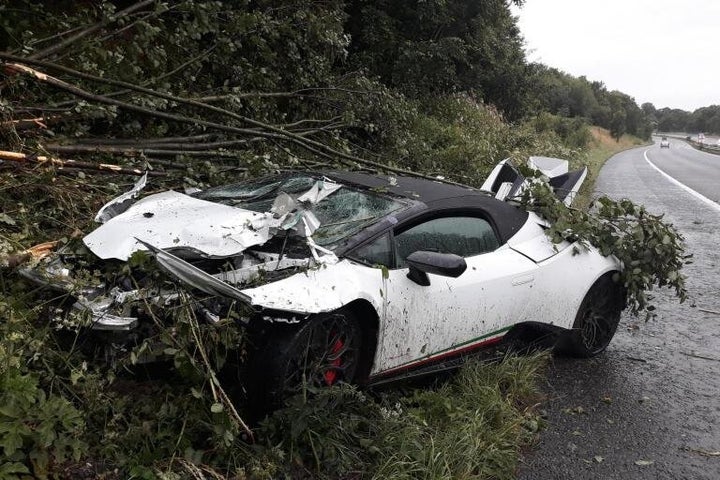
[
  {"x1": 562, "y1": 273, "x2": 625, "y2": 358},
  {"x1": 252, "y1": 310, "x2": 363, "y2": 409}
]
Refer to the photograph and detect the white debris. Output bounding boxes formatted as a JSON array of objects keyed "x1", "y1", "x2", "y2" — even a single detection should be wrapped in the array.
[
  {"x1": 296, "y1": 178, "x2": 342, "y2": 204},
  {"x1": 94, "y1": 172, "x2": 148, "y2": 223}
]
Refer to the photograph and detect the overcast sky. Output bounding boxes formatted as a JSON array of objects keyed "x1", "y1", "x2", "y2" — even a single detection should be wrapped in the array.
[{"x1": 511, "y1": 0, "x2": 720, "y2": 111}]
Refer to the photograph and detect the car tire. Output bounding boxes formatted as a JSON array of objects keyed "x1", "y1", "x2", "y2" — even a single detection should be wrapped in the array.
[
  {"x1": 249, "y1": 310, "x2": 364, "y2": 409},
  {"x1": 561, "y1": 273, "x2": 624, "y2": 358}
]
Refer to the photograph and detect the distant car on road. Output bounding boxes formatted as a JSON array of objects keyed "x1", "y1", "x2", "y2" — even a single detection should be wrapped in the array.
[{"x1": 660, "y1": 137, "x2": 670, "y2": 148}]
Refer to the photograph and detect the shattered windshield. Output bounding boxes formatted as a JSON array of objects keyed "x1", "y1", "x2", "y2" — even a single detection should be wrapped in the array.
[{"x1": 194, "y1": 174, "x2": 405, "y2": 247}]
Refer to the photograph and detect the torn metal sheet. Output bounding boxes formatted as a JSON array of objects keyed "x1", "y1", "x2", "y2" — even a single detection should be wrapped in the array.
[
  {"x1": 85, "y1": 177, "x2": 345, "y2": 261},
  {"x1": 481, "y1": 157, "x2": 586, "y2": 206},
  {"x1": 74, "y1": 295, "x2": 138, "y2": 331},
  {"x1": 281, "y1": 210, "x2": 321, "y2": 237},
  {"x1": 94, "y1": 172, "x2": 148, "y2": 223},
  {"x1": 296, "y1": 178, "x2": 342, "y2": 204},
  {"x1": 137, "y1": 239, "x2": 252, "y2": 303},
  {"x1": 528, "y1": 156, "x2": 569, "y2": 178},
  {"x1": 84, "y1": 191, "x2": 278, "y2": 261},
  {"x1": 214, "y1": 254, "x2": 311, "y2": 285}
]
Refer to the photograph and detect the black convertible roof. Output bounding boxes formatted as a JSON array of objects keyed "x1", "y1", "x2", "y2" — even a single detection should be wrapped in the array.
[
  {"x1": 327, "y1": 171, "x2": 529, "y2": 244},
  {"x1": 327, "y1": 171, "x2": 484, "y2": 204}
]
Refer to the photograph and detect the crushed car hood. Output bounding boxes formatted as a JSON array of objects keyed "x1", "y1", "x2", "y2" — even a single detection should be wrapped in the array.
[{"x1": 84, "y1": 190, "x2": 276, "y2": 261}]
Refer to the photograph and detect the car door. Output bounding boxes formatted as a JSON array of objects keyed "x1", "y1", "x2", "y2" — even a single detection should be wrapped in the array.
[{"x1": 353, "y1": 214, "x2": 540, "y2": 376}]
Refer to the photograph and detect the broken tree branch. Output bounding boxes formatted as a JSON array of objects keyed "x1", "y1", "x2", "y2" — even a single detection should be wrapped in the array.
[
  {"x1": 0, "y1": 150, "x2": 163, "y2": 176},
  {"x1": 74, "y1": 134, "x2": 216, "y2": 145},
  {"x1": 193, "y1": 86, "x2": 382, "y2": 102},
  {"x1": 1, "y1": 59, "x2": 471, "y2": 186},
  {"x1": 1, "y1": 62, "x2": 268, "y2": 137},
  {"x1": 28, "y1": 0, "x2": 157, "y2": 60},
  {"x1": 44, "y1": 144, "x2": 258, "y2": 157},
  {"x1": 1, "y1": 117, "x2": 49, "y2": 130}
]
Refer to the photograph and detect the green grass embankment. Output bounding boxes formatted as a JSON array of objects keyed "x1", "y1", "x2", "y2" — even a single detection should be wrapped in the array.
[{"x1": 574, "y1": 127, "x2": 648, "y2": 210}]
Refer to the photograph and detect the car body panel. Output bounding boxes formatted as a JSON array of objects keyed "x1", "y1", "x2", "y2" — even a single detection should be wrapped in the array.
[
  {"x1": 239, "y1": 258, "x2": 384, "y2": 315},
  {"x1": 526, "y1": 244, "x2": 619, "y2": 330},
  {"x1": 373, "y1": 244, "x2": 537, "y2": 374},
  {"x1": 506, "y1": 213, "x2": 572, "y2": 263},
  {"x1": 85, "y1": 190, "x2": 277, "y2": 260}
]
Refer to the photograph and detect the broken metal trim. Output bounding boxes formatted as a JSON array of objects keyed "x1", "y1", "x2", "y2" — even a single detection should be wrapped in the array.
[
  {"x1": 136, "y1": 238, "x2": 253, "y2": 304},
  {"x1": 213, "y1": 256, "x2": 310, "y2": 285},
  {"x1": 94, "y1": 172, "x2": 148, "y2": 223},
  {"x1": 88, "y1": 311, "x2": 139, "y2": 331}
]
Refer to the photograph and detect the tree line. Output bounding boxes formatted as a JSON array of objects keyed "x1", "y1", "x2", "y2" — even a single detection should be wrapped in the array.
[
  {"x1": 643, "y1": 104, "x2": 720, "y2": 134},
  {"x1": 1, "y1": 0, "x2": 711, "y2": 178}
]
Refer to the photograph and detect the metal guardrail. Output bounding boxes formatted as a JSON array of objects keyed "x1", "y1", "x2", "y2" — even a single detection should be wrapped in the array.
[
  {"x1": 687, "y1": 141, "x2": 720, "y2": 154},
  {"x1": 657, "y1": 134, "x2": 720, "y2": 155}
]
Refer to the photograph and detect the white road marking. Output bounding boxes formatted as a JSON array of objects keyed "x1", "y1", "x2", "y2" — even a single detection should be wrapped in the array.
[{"x1": 644, "y1": 149, "x2": 720, "y2": 213}]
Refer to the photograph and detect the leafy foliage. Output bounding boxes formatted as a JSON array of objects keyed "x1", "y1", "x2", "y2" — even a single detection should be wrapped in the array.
[
  {"x1": 519, "y1": 179, "x2": 689, "y2": 318},
  {"x1": 0, "y1": 303, "x2": 86, "y2": 479},
  {"x1": 0, "y1": 372, "x2": 85, "y2": 479},
  {"x1": 345, "y1": 0, "x2": 529, "y2": 118}
]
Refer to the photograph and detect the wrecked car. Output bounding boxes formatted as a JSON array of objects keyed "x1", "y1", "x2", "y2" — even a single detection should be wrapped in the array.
[{"x1": 21, "y1": 157, "x2": 625, "y2": 404}]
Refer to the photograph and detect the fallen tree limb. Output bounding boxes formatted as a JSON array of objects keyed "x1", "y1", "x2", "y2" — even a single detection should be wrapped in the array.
[
  {"x1": 46, "y1": 137, "x2": 265, "y2": 153},
  {"x1": 2, "y1": 62, "x2": 269, "y2": 136},
  {"x1": 44, "y1": 144, "x2": 257, "y2": 157},
  {"x1": 74, "y1": 134, "x2": 217, "y2": 145},
  {"x1": 1, "y1": 117, "x2": 49, "y2": 129},
  {"x1": 194, "y1": 87, "x2": 382, "y2": 102},
  {"x1": 0, "y1": 150, "x2": 163, "y2": 176},
  {"x1": 1, "y1": 241, "x2": 60, "y2": 269},
  {"x1": 0, "y1": 57, "x2": 472, "y2": 186}
]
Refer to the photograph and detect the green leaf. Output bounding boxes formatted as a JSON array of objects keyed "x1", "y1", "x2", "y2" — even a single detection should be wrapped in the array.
[
  {"x1": 0, "y1": 462, "x2": 30, "y2": 476},
  {"x1": 210, "y1": 403, "x2": 224, "y2": 413},
  {"x1": 0, "y1": 424, "x2": 25, "y2": 456}
]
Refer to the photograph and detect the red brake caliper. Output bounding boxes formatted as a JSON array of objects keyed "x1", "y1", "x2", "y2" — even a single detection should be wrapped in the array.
[{"x1": 323, "y1": 337, "x2": 344, "y2": 385}]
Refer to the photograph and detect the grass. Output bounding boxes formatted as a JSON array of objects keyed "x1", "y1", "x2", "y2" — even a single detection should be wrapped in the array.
[{"x1": 257, "y1": 352, "x2": 550, "y2": 479}]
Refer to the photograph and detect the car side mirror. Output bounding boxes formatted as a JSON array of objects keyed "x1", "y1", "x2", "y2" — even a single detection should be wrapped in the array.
[{"x1": 405, "y1": 251, "x2": 467, "y2": 286}]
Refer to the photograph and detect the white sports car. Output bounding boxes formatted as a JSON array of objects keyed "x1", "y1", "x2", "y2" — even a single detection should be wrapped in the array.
[{"x1": 22, "y1": 157, "x2": 624, "y2": 404}]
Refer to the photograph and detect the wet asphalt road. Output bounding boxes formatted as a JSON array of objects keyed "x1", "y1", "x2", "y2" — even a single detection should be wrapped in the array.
[{"x1": 517, "y1": 141, "x2": 720, "y2": 479}]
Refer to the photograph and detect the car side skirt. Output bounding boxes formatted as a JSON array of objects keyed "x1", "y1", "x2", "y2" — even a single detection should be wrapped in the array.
[{"x1": 367, "y1": 326, "x2": 510, "y2": 385}]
